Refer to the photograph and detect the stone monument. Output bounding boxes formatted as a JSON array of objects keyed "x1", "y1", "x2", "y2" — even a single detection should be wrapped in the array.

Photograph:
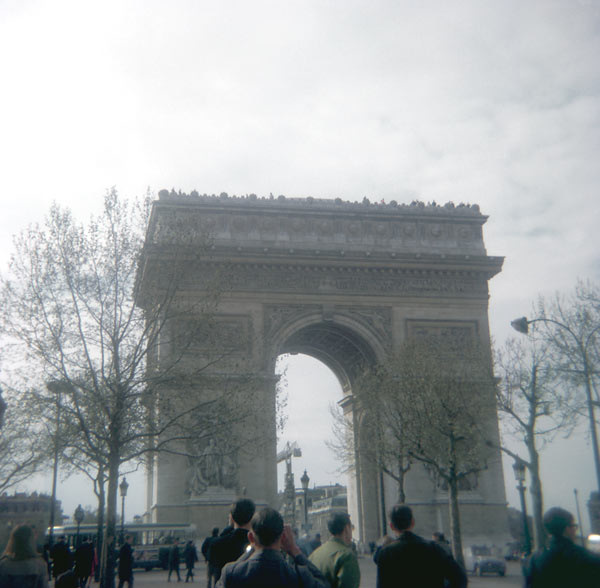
[{"x1": 136, "y1": 190, "x2": 509, "y2": 544}]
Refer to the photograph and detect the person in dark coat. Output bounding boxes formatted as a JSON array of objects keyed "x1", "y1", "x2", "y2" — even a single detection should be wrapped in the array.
[
  {"x1": 376, "y1": 505, "x2": 467, "y2": 588},
  {"x1": 201, "y1": 527, "x2": 219, "y2": 588},
  {"x1": 217, "y1": 507, "x2": 328, "y2": 588},
  {"x1": 117, "y1": 534, "x2": 134, "y2": 588},
  {"x1": 431, "y1": 532, "x2": 453, "y2": 558},
  {"x1": 183, "y1": 540, "x2": 198, "y2": 583},
  {"x1": 525, "y1": 506, "x2": 600, "y2": 587},
  {"x1": 201, "y1": 528, "x2": 219, "y2": 562},
  {"x1": 208, "y1": 499, "x2": 255, "y2": 584},
  {"x1": 168, "y1": 539, "x2": 181, "y2": 582},
  {"x1": 50, "y1": 536, "x2": 73, "y2": 579},
  {"x1": 74, "y1": 537, "x2": 94, "y2": 588}
]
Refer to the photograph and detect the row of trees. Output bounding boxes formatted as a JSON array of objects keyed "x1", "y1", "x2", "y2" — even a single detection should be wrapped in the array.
[
  {"x1": 330, "y1": 279, "x2": 600, "y2": 563},
  {"x1": 0, "y1": 191, "x2": 259, "y2": 587}
]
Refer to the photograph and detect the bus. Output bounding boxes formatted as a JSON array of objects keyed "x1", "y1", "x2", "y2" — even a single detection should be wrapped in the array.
[{"x1": 49, "y1": 522, "x2": 197, "y2": 571}]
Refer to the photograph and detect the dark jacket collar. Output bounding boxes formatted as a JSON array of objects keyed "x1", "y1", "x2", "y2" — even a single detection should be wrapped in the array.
[
  {"x1": 396, "y1": 530, "x2": 423, "y2": 543},
  {"x1": 248, "y1": 548, "x2": 284, "y2": 561}
]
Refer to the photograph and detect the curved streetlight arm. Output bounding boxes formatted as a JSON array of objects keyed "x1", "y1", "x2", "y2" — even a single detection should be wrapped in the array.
[
  {"x1": 512, "y1": 316, "x2": 600, "y2": 352},
  {"x1": 511, "y1": 315, "x2": 600, "y2": 493}
]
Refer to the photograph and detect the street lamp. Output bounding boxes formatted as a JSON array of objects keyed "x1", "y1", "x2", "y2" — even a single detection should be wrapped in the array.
[
  {"x1": 74, "y1": 504, "x2": 84, "y2": 548},
  {"x1": 119, "y1": 477, "x2": 129, "y2": 545},
  {"x1": 513, "y1": 458, "x2": 532, "y2": 556},
  {"x1": 511, "y1": 316, "x2": 600, "y2": 493},
  {"x1": 574, "y1": 489, "x2": 585, "y2": 546},
  {"x1": 300, "y1": 469, "x2": 310, "y2": 534}
]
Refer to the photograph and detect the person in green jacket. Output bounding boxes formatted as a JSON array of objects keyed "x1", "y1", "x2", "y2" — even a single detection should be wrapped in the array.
[{"x1": 309, "y1": 512, "x2": 360, "y2": 588}]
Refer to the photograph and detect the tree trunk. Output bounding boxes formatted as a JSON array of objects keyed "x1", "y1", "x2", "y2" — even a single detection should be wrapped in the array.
[
  {"x1": 95, "y1": 471, "x2": 105, "y2": 583},
  {"x1": 448, "y1": 474, "x2": 465, "y2": 569},
  {"x1": 100, "y1": 454, "x2": 120, "y2": 588},
  {"x1": 398, "y1": 457, "x2": 406, "y2": 504},
  {"x1": 527, "y1": 443, "x2": 546, "y2": 549}
]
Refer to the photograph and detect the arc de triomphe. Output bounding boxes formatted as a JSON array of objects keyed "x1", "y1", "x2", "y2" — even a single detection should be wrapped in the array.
[{"x1": 137, "y1": 190, "x2": 509, "y2": 545}]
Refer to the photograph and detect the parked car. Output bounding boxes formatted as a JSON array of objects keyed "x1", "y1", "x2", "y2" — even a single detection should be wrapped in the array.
[
  {"x1": 464, "y1": 545, "x2": 507, "y2": 576},
  {"x1": 503, "y1": 541, "x2": 521, "y2": 561},
  {"x1": 132, "y1": 545, "x2": 164, "y2": 571}
]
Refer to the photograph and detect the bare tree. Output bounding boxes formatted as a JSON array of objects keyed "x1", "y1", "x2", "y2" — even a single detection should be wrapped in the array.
[
  {"x1": 0, "y1": 390, "x2": 44, "y2": 493},
  {"x1": 531, "y1": 280, "x2": 600, "y2": 491},
  {"x1": 0, "y1": 190, "x2": 258, "y2": 587},
  {"x1": 328, "y1": 366, "x2": 412, "y2": 504},
  {"x1": 330, "y1": 336, "x2": 495, "y2": 567},
  {"x1": 392, "y1": 338, "x2": 494, "y2": 567},
  {"x1": 494, "y1": 335, "x2": 575, "y2": 549}
]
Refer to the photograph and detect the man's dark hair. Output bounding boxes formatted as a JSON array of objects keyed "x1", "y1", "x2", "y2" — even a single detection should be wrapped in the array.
[
  {"x1": 211, "y1": 527, "x2": 219, "y2": 537},
  {"x1": 390, "y1": 505, "x2": 413, "y2": 531},
  {"x1": 543, "y1": 507, "x2": 574, "y2": 537},
  {"x1": 327, "y1": 512, "x2": 351, "y2": 536},
  {"x1": 231, "y1": 498, "x2": 256, "y2": 526},
  {"x1": 124, "y1": 534, "x2": 131, "y2": 541},
  {"x1": 251, "y1": 508, "x2": 284, "y2": 547}
]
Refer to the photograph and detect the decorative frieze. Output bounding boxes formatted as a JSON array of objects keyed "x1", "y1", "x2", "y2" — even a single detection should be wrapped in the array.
[
  {"x1": 406, "y1": 319, "x2": 479, "y2": 342},
  {"x1": 207, "y1": 264, "x2": 490, "y2": 299},
  {"x1": 173, "y1": 315, "x2": 252, "y2": 356}
]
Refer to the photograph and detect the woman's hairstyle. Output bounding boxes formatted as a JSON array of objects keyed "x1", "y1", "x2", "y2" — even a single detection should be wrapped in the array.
[{"x1": 3, "y1": 524, "x2": 38, "y2": 560}]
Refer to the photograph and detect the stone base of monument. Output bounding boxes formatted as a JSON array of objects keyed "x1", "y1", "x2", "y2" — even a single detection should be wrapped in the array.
[
  {"x1": 183, "y1": 487, "x2": 239, "y2": 537},
  {"x1": 187, "y1": 486, "x2": 238, "y2": 505}
]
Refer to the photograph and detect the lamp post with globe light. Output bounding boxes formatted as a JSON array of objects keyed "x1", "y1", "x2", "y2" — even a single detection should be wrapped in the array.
[
  {"x1": 513, "y1": 458, "x2": 532, "y2": 556},
  {"x1": 300, "y1": 469, "x2": 310, "y2": 533},
  {"x1": 74, "y1": 504, "x2": 84, "y2": 548},
  {"x1": 119, "y1": 477, "x2": 129, "y2": 545}
]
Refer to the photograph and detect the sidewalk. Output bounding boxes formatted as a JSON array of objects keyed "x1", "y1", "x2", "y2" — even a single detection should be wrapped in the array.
[{"x1": 125, "y1": 558, "x2": 523, "y2": 587}]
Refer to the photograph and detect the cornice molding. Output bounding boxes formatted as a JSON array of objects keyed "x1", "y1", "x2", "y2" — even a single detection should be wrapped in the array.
[
  {"x1": 156, "y1": 189, "x2": 486, "y2": 219},
  {"x1": 148, "y1": 193, "x2": 493, "y2": 258}
]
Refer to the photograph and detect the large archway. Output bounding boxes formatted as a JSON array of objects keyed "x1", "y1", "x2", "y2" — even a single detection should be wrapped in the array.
[
  {"x1": 137, "y1": 190, "x2": 509, "y2": 545},
  {"x1": 273, "y1": 318, "x2": 381, "y2": 541}
]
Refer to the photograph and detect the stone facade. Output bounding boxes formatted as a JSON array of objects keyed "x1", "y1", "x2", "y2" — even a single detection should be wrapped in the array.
[
  {"x1": 137, "y1": 191, "x2": 509, "y2": 544},
  {"x1": 0, "y1": 492, "x2": 59, "y2": 551}
]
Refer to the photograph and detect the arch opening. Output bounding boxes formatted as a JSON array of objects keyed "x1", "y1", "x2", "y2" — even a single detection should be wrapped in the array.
[
  {"x1": 277, "y1": 322, "x2": 377, "y2": 393},
  {"x1": 273, "y1": 322, "x2": 378, "y2": 541}
]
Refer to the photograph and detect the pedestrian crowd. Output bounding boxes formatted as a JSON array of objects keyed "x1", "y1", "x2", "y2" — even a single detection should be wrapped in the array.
[{"x1": 2, "y1": 498, "x2": 600, "y2": 587}]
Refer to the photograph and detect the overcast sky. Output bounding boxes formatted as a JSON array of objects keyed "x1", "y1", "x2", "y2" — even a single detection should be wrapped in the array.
[{"x1": 1, "y1": 0, "x2": 599, "y2": 534}]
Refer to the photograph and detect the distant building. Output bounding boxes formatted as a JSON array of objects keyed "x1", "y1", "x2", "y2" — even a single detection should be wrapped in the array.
[
  {"x1": 0, "y1": 492, "x2": 62, "y2": 551},
  {"x1": 306, "y1": 486, "x2": 348, "y2": 540},
  {"x1": 282, "y1": 483, "x2": 348, "y2": 540},
  {"x1": 278, "y1": 482, "x2": 348, "y2": 538}
]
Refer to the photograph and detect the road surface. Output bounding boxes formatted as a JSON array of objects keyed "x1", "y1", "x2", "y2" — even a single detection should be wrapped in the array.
[{"x1": 124, "y1": 558, "x2": 523, "y2": 587}]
